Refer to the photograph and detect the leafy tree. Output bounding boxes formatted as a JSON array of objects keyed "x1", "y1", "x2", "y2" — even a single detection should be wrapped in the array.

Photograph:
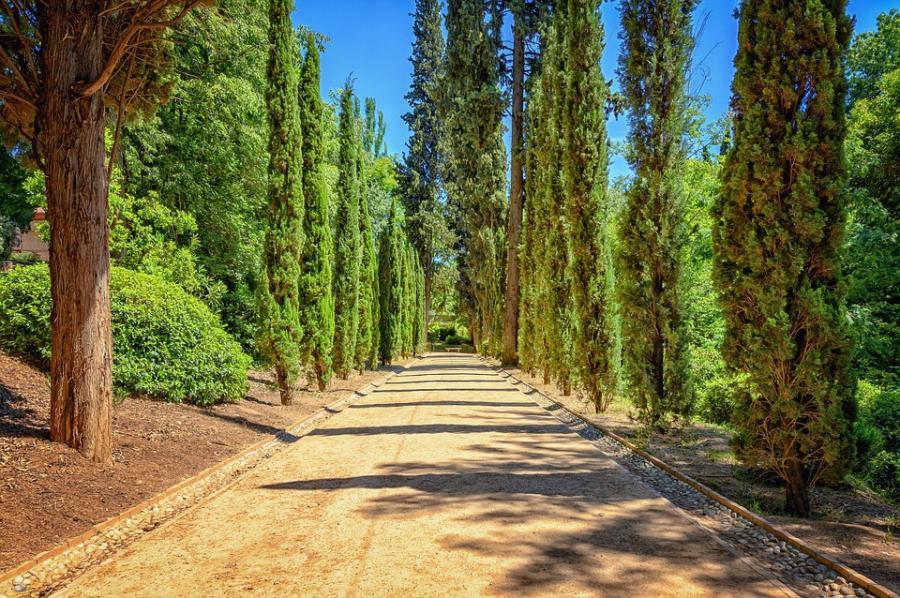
[
  {"x1": 0, "y1": 0, "x2": 206, "y2": 462},
  {"x1": 123, "y1": 0, "x2": 269, "y2": 352},
  {"x1": 298, "y1": 35, "x2": 335, "y2": 390},
  {"x1": 847, "y1": 9, "x2": 899, "y2": 105},
  {"x1": 442, "y1": 0, "x2": 508, "y2": 355},
  {"x1": 332, "y1": 83, "x2": 362, "y2": 378},
  {"x1": 363, "y1": 97, "x2": 388, "y2": 158},
  {"x1": 616, "y1": 0, "x2": 696, "y2": 425},
  {"x1": 257, "y1": 0, "x2": 304, "y2": 406},
  {"x1": 562, "y1": 0, "x2": 616, "y2": 411},
  {"x1": 713, "y1": 0, "x2": 855, "y2": 517}
]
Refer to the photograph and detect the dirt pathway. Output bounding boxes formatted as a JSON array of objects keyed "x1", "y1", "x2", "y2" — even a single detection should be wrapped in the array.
[{"x1": 57, "y1": 354, "x2": 790, "y2": 597}]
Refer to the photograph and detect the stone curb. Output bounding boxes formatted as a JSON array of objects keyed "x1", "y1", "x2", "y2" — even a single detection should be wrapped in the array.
[
  {"x1": 490, "y1": 362, "x2": 897, "y2": 598},
  {"x1": 0, "y1": 358, "x2": 419, "y2": 596}
]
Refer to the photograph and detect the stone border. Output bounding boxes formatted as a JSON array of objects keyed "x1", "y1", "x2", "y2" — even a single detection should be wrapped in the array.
[
  {"x1": 491, "y1": 363, "x2": 897, "y2": 598},
  {"x1": 0, "y1": 359, "x2": 419, "y2": 597}
]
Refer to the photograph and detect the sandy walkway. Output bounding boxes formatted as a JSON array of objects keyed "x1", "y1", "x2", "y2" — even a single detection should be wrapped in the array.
[{"x1": 57, "y1": 354, "x2": 790, "y2": 597}]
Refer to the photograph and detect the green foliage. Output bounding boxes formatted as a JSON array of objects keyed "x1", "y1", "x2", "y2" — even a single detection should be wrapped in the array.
[
  {"x1": 123, "y1": 0, "x2": 269, "y2": 352},
  {"x1": 845, "y1": 68, "x2": 899, "y2": 387},
  {"x1": 713, "y1": 0, "x2": 855, "y2": 515},
  {"x1": 0, "y1": 265, "x2": 250, "y2": 404},
  {"x1": 847, "y1": 9, "x2": 899, "y2": 105},
  {"x1": 356, "y1": 166, "x2": 378, "y2": 370},
  {"x1": 332, "y1": 84, "x2": 362, "y2": 378},
  {"x1": 442, "y1": 0, "x2": 507, "y2": 355},
  {"x1": 297, "y1": 37, "x2": 335, "y2": 390},
  {"x1": 867, "y1": 451, "x2": 900, "y2": 502},
  {"x1": 617, "y1": 0, "x2": 696, "y2": 426},
  {"x1": 402, "y1": 0, "x2": 447, "y2": 323},
  {"x1": 562, "y1": 0, "x2": 616, "y2": 411},
  {"x1": 257, "y1": 0, "x2": 305, "y2": 401},
  {"x1": 519, "y1": 14, "x2": 573, "y2": 391}
]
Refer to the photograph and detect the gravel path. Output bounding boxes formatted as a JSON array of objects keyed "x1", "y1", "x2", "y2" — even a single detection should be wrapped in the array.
[{"x1": 56, "y1": 354, "x2": 794, "y2": 597}]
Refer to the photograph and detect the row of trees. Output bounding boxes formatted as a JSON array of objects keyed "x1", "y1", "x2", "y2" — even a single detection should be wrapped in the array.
[
  {"x1": 0, "y1": 0, "x2": 426, "y2": 458},
  {"x1": 404, "y1": 0, "x2": 896, "y2": 516}
]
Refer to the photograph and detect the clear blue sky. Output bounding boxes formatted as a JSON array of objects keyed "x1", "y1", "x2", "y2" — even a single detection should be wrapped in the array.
[{"x1": 293, "y1": 1, "x2": 895, "y2": 177}]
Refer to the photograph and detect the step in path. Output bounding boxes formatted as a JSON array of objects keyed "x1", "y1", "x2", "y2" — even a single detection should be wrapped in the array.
[{"x1": 52, "y1": 354, "x2": 837, "y2": 597}]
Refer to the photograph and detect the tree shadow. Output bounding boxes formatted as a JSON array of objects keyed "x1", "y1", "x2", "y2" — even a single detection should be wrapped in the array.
[
  {"x1": 350, "y1": 400, "x2": 538, "y2": 409},
  {"x1": 306, "y1": 423, "x2": 566, "y2": 437},
  {"x1": 259, "y1": 437, "x2": 780, "y2": 595},
  {"x1": 0, "y1": 383, "x2": 48, "y2": 439},
  {"x1": 372, "y1": 387, "x2": 519, "y2": 394}
]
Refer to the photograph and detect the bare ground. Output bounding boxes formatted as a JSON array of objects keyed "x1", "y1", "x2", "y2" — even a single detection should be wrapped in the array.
[
  {"x1": 58, "y1": 354, "x2": 789, "y2": 597},
  {"x1": 504, "y1": 366, "x2": 900, "y2": 591},
  {"x1": 0, "y1": 352, "x2": 408, "y2": 572}
]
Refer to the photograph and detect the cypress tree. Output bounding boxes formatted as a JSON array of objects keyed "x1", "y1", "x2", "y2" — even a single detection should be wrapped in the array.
[
  {"x1": 378, "y1": 201, "x2": 404, "y2": 363},
  {"x1": 402, "y1": 0, "x2": 445, "y2": 334},
  {"x1": 357, "y1": 170, "x2": 378, "y2": 371},
  {"x1": 563, "y1": 0, "x2": 616, "y2": 411},
  {"x1": 616, "y1": 0, "x2": 696, "y2": 424},
  {"x1": 257, "y1": 0, "x2": 304, "y2": 405},
  {"x1": 443, "y1": 0, "x2": 508, "y2": 355},
  {"x1": 713, "y1": 0, "x2": 855, "y2": 517},
  {"x1": 297, "y1": 36, "x2": 334, "y2": 391},
  {"x1": 332, "y1": 83, "x2": 362, "y2": 379}
]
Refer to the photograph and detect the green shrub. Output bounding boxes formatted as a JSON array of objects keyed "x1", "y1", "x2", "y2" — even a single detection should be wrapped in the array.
[
  {"x1": 858, "y1": 381, "x2": 899, "y2": 453},
  {"x1": 445, "y1": 334, "x2": 468, "y2": 346},
  {"x1": 0, "y1": 264, "x2": 250, "y2": 405},
  {"x1": 692, "y1": 346, "x2": 740, "y2": 425},
  {"x1": 867, "y1": 451, "x2": 900, "y2": 502}
]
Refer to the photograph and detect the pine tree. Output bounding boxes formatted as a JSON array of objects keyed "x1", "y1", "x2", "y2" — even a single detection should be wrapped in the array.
[
  {"x1": 616, "y1": 0, "x2": 696, "y2": 425},
  {"x1": 562, "y1": 0, "x2": 616, "y2": 411},
  {"x1": 257, "y1": 0, "x2": 304, "y2": 405},
  {"x1": 442, "y1": 0, "x2": 508, "y2": 355},
  {"x1": 713, "y1": 0, "x2": 855, "y2": 517},
  {"x1": 298, "y1": 35, "x2": 334, "y2": 391},
  {"x1": 332, "y1": 83, "x2": 362, "y2": 379},
  {"x1": 402, "y1": 0, "x2": 445, "y2": 335}
]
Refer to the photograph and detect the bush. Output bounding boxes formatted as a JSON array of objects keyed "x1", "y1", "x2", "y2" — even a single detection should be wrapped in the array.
[
  {"x1": 867, "y1": 451, "x2": 900, "y2": 502},
  {"x1": 445, "y1": 334, "x2": 468, "y2": 346},
  {"x1": 0, "y1": 264, "x2": 250, "y2": 405}
]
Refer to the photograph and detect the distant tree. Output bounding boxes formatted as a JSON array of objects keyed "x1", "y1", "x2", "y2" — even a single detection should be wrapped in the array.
[
  {"x1": 0, "y1": 0, "x2": 206, "y2": 462},
  {"x1": 616, "y1": 0, "x2": 697, "y2": 425},
  {"x1": 363, "y1": 97, "x2": 387, "y2": 158},
  {"x1": 378, "y1": 201, "x2": 405, "y2": 362},
  {"x1": 257, "y1": 0, "x2": 304, "y2": 406},
  {"x1": 563, "y1": 0, "x2": 616, "y2": 411},
  {"x1": 332, "y1": 83, "x2": 362, "y2": 379},
  {"x1": 713, "y1": 0, "x2": 855, "y2": 517},
  {"x1": 298, "y1": 35, "x2": 335, "y2": 390}
]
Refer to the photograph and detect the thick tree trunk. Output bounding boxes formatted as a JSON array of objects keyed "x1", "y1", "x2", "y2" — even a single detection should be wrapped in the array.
[
  {"x1": 41, "y1": 4, "x2": 113, "y2": 463},
  {"x1": 784, "y1": 457, "x2": 811, "y2": 517},
  {"x1": 276, "y1": 363, "x2": 294, "y2": 405},
  {"x1": 501, "y1": 16, "x2": 525, "y2": 367}
]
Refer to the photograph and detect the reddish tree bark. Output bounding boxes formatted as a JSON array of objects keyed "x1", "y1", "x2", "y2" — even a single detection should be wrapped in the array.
[{"x1": 40, "y1": 4, "x2": 114, "y2": 463}]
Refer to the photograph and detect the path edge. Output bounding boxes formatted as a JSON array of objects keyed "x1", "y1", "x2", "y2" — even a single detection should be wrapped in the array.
[
  {"x1": 491, "y1": 361, "x2": 897, "y2": 598},
  {"x1": 0, "y1": 358, "x2": 420, "y2": 594}
]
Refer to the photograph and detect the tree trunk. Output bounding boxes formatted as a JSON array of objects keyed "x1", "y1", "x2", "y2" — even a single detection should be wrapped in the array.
[
  {"x1": 501, "y1": 14, "x2": 526, "y2": 367},
  {"x1": 784, "y1": 457, "x2": 811, "y2": 517},
  {"x1": 276, "y1": 363, "x2": 294, "y2": 405},
  {"x1": 41, "y1": 4, "x2": 114, "y2": 464}
]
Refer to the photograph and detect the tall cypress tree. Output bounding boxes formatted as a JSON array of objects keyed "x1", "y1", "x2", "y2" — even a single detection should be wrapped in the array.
[
  {"x1": 332, "y1": 83, "x2": 362, "y2": 379},
  {"x1": 357, "y1": 166, "x2": 378, "y2": 371},
  {"x1": 257, "y1": 0, "x2": 304, "y2": 405},
  {"x1": 713, "y1": 0, "x2": 855, "y2": 517},
  {"x1": 298, "y1": 36, "x2": 334, "y2": 391},
  {"x1": 563, "y1": 0, "x2": 616, "y2": 411},
  {"x1": 443, "y1": 0, "x2": 508, "y2": 355},
  {"x1": 378, "y1": 201, "x2": 404, "y2": 363},
  {"x1": 402, "y1": 0, "x2": 445, "y2": 334},
  {"x1": 616, "y1": 0, "x2": 696, "y2": 425}
]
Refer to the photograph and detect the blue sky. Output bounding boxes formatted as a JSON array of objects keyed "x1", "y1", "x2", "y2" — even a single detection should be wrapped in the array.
[{"x1": 293, "y1": 1, "x2": 895, "y2": 177}]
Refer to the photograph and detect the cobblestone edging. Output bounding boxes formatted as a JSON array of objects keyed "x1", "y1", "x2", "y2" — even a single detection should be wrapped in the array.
[
  {"x1": 495, "y1": 367, "x2": 896, "y2": 598},
  {"x1": 0, "y1": 363, "x2": 416, "y2": 598}
]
